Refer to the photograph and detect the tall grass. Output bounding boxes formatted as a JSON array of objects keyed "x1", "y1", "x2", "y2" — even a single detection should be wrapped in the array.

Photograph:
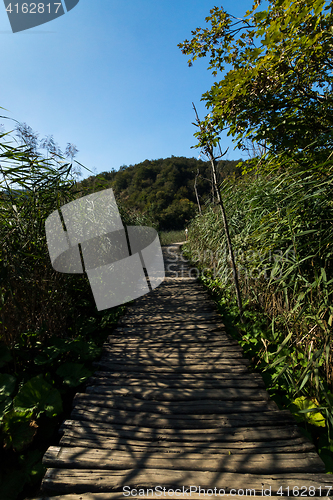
[
  {"x1": 0, "y1": 126, "x2": 144, "y2": 499},
  {"x1": 184, "y1": 158, "x2": 333, "y2": 467},
  {"x1": 0, "y1": 131, "x2": 81, "y2": 346}
]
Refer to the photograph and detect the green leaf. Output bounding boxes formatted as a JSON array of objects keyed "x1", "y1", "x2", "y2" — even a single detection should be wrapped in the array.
[
  {"x1": 0, "y1": 374, "x2": 16, "y2": 401},
  {"x1": 2, "y1": 410, "x2": 37, "y2": 451},
  {"x1": 290, "y1": 396, "x2": 326, "y2": 427},
  {"x1": 34, "y1": 345, "x2": 61, "y2": 365},
  {"x1": 13, "y1": 374, "x2": 62, "y2": 418},
  {"x1": 0, "y1": 396, "x2": 13, "y2": 421},
  {"x1": 67, "y1": 339, "x2": 101, "y2": 361},
  {"x1": 56, "y1": 362, "x2": 92, "y2": 387}
]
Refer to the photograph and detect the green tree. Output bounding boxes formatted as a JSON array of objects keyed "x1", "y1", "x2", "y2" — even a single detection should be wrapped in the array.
[{"x1": 178, "y1": 0, "x2": 333, "y2": 159}]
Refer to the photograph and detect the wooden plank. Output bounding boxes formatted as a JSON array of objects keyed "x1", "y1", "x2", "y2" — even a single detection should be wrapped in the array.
[
  {"x1": 60, "y1": 421, "x2": 304, "y2": 442},
  {"x1": 105, "y1": 339, "x2": 238, "y2": 347},
  {"x1": 119, "y1": 313, "x2": 223, "y2": 324},
  {"x1": 97, "y1": 357, "x2": 246, "y2": 366},
  {"x1": 100, "y1": 349, "x2": 244, "y2": 359},
  {"x1": 89, "y1": 370, "x2": 265, "y2": 382},
  {"x1": 102, "y1": 345, "x2": 243, "y2": 354},
  {"x1": 105, "y1": 338, "x2": 234, "y2": 346},
  {"x1": 115, "y1": 323, "x2": 227, "y2": 331},
  {"x1": 70, "y1": 408, "x2": 295, "y2": 429},
  {"x1": 59, "y1": 434, "x2": 315, "y2": 454},
  {"x1": 110, "y1": 329, "x2": 229, "y2": 337},
  {"x1": 43, "y1": 446, "x2": 325, "y2": 473},
  {"x1": 87, "y1": 376, "x2": 266, "y2": 389},
  {"x1": 73, "y1": 393, "x2": 274, "y2": 411},
  {"x1": 97, "y1": 354, "x2": 246, "y2": 366},
  {"x1": 41, "y1": 469, "x2": 332, "y2": 494},
  {"x1": 130, "y1": 300, "x2": 214, "y2": 307},
  {"x1": 99, "y1": 354, "x2": 245, "y2": 364},
  {"x1": 102, "y1": 343, "x2": 243, "y2": 352},
  {"x1": 93, "y1": 361, "x2": 251, "y2": 372},
  {"x1": 84, "y1": 386, "x2": 270, "y2": 401},
  {"x1": 127, "y1": 303, "x2": 215, "y2": 311}
]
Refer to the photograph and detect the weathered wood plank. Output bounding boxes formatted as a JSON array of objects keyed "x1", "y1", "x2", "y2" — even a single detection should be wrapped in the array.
[
  {"x1": 60, "y1": 421, "x2": 302, "y2": 442},
  {"x1": 93, "y1": 361, "x2": 251, "y2": 372},
  {"x1": 73, "y1": 392, "x2": 274, "y2": 411},
  {"x1": 102, "y1": 346, "x2": 243, "y2": 355},
  {"x1": 87, "y1": 376, "x2": 266, "y2": 389},
  {"x1": 104, "y1": 337, "x2": 237, "y2": 352},
  {"x1": 106, "y1": 338, "x2": 234, "y2": 346},
  {"x1": 119, "y1": 313, "x2": 223, "y2": 324},
  {"x1": 41, "y1": 469, "x2": 332, "y2": 495},
  {"x1": 115, "y1": 323, "x2": 227, "y2": 331},
  {"x1": 131, "y1": 300, "x2": 213, "y2": 307},
  {"x1": 84, "y1": 385, "x2": 270, "y2": 402},
  {"x1": 102, "y1": 343, "x2": 243, "y2": 352},
  {"x1": 97, "y1": 355, "x2": 248, "y2": 367},
  {"x1": 59, "y1": 434, "x2": 315, "y2": 454},
  {"x1": 122, "y1": 302, "x2": 216, "y2": 311},
  {"x1": 70, "y1": 408, "x2": 296, "y2": 429},
  {"x1": 89, "y1": 371, "x2": 265, "y2": 384},
  {"x1": 100, "y1": 350, "x2": 244, "y2": 360},
  {"x1": 109, "y1": 329, "x2": 229, "y2": 338},
  {"x1": 43, "y1": 446, "x2": 325, "y2": 473}
]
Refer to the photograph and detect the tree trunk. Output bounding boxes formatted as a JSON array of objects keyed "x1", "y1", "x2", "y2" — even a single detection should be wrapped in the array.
[
  {"x1": 192, "y1": 102, "x2": 244, "y2": 322},
  {"x1": 209, "y1": 155, "x2": 244, "y2": 322},
  {"x1": 194, "y1": 168, "x2": 202, "y2": 214}
]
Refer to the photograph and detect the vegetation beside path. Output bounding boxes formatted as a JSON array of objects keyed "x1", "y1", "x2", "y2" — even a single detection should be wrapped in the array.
[
  {"x1": 182, "y1": 160, "x2": 333, "y2": 473},
  {"x1": 178, "y1": 0, "x2": 333, "y2": 474},
  {"x1": 0, "y1": 125, "x2": 135, "y2": 500}
]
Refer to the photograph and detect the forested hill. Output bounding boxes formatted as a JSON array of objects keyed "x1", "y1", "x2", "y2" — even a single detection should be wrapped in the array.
[{"x1": 78, "y1": 156, "x2": 242, "y2": 230}]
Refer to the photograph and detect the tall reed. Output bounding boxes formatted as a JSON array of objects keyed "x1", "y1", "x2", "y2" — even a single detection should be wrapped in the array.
[
  {"x1": 185, "y1": 158, "x2": 333, "y2": 439},
  {"x1": 0, "y1": 130, "x2": 83, "y2": 346}
]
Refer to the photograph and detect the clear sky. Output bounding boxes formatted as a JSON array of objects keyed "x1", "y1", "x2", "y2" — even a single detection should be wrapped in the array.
[{"x1": 0, "y1": 1, "x2": 255, "y2": 176}]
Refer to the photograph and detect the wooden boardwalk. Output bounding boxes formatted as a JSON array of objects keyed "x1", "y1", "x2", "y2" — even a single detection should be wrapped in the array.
[{"x1": 35, "y1": 244, "x2": 331, "y2": 499}]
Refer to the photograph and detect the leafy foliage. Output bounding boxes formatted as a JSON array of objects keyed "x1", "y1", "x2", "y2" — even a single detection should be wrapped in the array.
[
  {"x1": 13, "y1": 375, "x2": 62, "y2": 418},
  {"x1": 56, "y1": 362, "x2": 92, "y2": 387},
  {"x1": 178, "y1": 0, "x2": 333, "y2": 159}
]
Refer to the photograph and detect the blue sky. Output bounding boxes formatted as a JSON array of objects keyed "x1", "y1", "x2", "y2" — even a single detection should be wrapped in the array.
[{"x1": 0, "y1": 1, "x2": 255, "y2": 176}]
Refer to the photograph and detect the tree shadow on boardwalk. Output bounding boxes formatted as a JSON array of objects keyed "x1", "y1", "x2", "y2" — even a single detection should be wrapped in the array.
[{"x1": 38, "y1": 245, "x2": 328, "y2": 498}]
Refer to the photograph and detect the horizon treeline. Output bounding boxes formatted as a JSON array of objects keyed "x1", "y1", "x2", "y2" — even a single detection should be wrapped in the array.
[{"x1": 77, "y1": 156, "x2": 243, "y2": 231}]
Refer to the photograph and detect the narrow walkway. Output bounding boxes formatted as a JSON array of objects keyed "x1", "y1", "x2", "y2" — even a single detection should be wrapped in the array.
[{"x1": 36, "y1": 244, "x2": 331, "y2": 499}]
